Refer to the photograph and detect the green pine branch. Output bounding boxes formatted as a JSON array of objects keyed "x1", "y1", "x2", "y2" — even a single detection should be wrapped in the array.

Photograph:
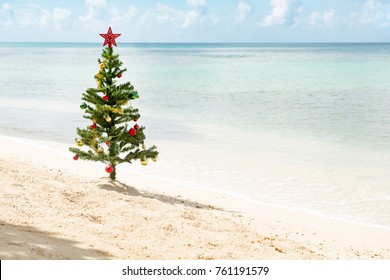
[{"x1": 69, "y1": 46, "x2": 158, "y2": 180}]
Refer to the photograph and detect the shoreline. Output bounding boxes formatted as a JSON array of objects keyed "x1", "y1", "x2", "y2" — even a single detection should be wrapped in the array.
[
  {"x1": 0, "y1": 134, "x2": 389, "y2": 259},
  {"x1": 123, "y1": 166, "x2": 390, "y2": 233},
  {"x1": 1, "y1": 134, "x2": 389, "y2": 232}
]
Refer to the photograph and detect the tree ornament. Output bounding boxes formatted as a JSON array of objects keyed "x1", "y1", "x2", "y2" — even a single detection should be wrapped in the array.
[
  {"x1": 105, "y1": 165, "x2": 114, "y2": 173},
  {"x1": 103, "y1": 95, "x2": 109, "y2": 101},
  {"x1": 133, "y1": 118, "x2": 138, "y2": 122},
  {"x1": 73, "y1": 154, "x2": 79, "y2": 160},
  {"x1": 134, "y1": 124, "x2": 139, "y2": 130},
  {"x1": 98, "y1": 147, "x2": 104, "y2": 153},
  {"x1": 152, "y1": 157, "x2": 158, "y2": 162},
  {"x1": 80, "y1": 103, "x2": 88, "y2": 110},
  {"x1": 129, "y1": 128, "x2": 137, "y2": 136},
  {"x1": 99, "y1": 26, "x2": 121, "y2": 49},
  {"x1": 76, "y1": 139, "x2": 84, "y2": 146},
  {"x1": 130, "y1": 92, "x2": 139, "y2": 100},
  {"x1": 105, "y1": 141, "x2": 110, "y2": 146},
  {"x1": 110, "y1": 107, "x2": 123, "y2": 114},
  {"x1": 100, "y1": 63, "x2": 105, "y2": 69},
  {"x1": 105, "y1": 115, "x2": 112, "y2": 122},
  {"x1": 91, "y1": 123, "x2": 97, "y2": 129},
  {"x1": 117, "y1": 73, "x2": 122, "y2": 78},
  {"x1": 141, "y1": 158, "x2": 148, "y2": 166},
  {"x1": 142, "y1": 143, "x2": 146, "y2": 149}
]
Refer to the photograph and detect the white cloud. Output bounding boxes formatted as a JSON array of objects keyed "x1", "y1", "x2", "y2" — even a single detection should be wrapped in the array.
[
  {"x1": 140, "y1": 4, "x2": 177, "y2": 27},
  {"x1": 1, "y1": 3, "x2": 72, "y2": 30},
  {"x1": 86, "y1": 0, "x2": 107, "y2": 8},
  {"x1": 259, "y1": 0, "x2": 291, "y2": 26},
  {"x1": 38, "y1": 8, "x2": 71, "y2": 29},
  {"x1": 306, "y1": 0, "x2": 390, "y2": 30},
  {"x1": 79, "y1": 0, "x2": 108, "y2": 28},
  {"x1": 346, "y1": 0, "x2": 390, "y2": 27},
  {"x1": 2, "y1": 2, "x2": 11, "y2": 11},
  {"x1": 359, "y1": 0, "x2": 383, "y2": 24},
  {"x1": 236, "y1": 2, "x2": 251, "y2": 22},
  {"x1": 182, "y1": 10, "x2": 199, "y2": 28},
  {"x1": 18, "y1": 11, "x2": 36, "y2": 28},
  {"x1": 39, "y1": 9, "x2": 51, "y2": 27},
  {"x1": 259, "y1": 0, "x2": 302, "y2": 27},
  {"x1": 139, "y1": 3, "x2": 203, "y2": 29},
  {"x1": 80, "y1": 0, "x2": 142, "y2": 30},
  {"x1": 0, "y1": 3, "x2": 15, "y2": 28},
  {"x1": 309, "y1": 9, "x2": 339, "y2": 29},
  {"x1": 121, "y1": 6, "x2": 139, "y2": 20},
  {"x1": 186, "y1": 0, "x2": 207, "y2": 7},
  {"x1": 208, "y1": 14, "x2": 219, "y2": 25},
  {"x1": 110, "y1": 5, "x2": 139, "y2": 26},
  {"x1": 53, "y1": 8, "x2": 71, "y2": 22},
  {"x1": 53, "y1": 8, "x2": 72, "y2": 29},
  {"x1": 364, "y1": 0, "x2": 381, "y2": 10},
  {"x1": 156, "y1": 5, "x2": 180, "y2": 24}
]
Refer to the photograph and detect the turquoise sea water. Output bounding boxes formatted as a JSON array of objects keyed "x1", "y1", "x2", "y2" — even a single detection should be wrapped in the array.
[{"x1": 0, "y1": 43, "x2": 389, "y2": 228}]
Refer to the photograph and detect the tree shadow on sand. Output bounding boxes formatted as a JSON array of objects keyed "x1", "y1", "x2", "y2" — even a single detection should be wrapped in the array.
[
  {"x1": 0, "y1": 221, "x2": 112, "y2": 260},
  {"x1": 98, "y1": 179, "x2": 225, "y2": 211}
]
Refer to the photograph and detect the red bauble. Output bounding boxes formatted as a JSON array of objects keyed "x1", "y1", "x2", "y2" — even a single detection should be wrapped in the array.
[
  {"x1": 105, "y1": 141, "x2": 110, "y2": 146},
  {"x1": 105, "y1": 165, "x2": 114, "y2": 173},
  {"x1": 103, "y1": 95, "x2": 109, "y2": 101},
  {"x1": 73, "y1": 154, "x2": 79, "y2": 160},
  {"x1": 134, "y1": 124, "x2": 139, "y2": 130},
  {"x1": 91, "y1": 123, "x2": 97, "y2": 129},
  {"x1": 117, "y1": 73, "x2": 122, "y2": 78},
  {"x1": 129, "y1": 128, "x2": 137, "y2": 136}
]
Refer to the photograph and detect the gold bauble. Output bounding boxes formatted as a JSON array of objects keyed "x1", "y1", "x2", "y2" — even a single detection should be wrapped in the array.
[
  {"x1": 110, "y1": 107, "x2": 123, "y2": 114},
  {"x1": 100, "y1": 63, "x2": 105, "y2": 69},
  {"x1": 76, "y1": 139, "x2": 84, "y2": 146},
  {"x1": 105, "y1": 115, "x2": 112, "y2": 122},
  {"x1": 141, "y1": 158, "x2": 148, "y2": 166},
  {"x1": 98, "y1": 147, "x2": 104, "y2": 153},
  {"x1": 142, "y1": 143, "x2": 146, "y2": 149},
  {"x1": 152, "y1": 157, "x2": 158, "y2": 162}
]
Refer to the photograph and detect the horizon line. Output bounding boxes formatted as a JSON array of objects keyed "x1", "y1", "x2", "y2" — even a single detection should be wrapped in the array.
[{"x1": 1, "y1": 41, "x2": 390, "y2": 44}]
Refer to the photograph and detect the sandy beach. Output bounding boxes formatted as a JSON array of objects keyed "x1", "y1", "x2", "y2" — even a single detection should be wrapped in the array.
[{"x1": 0, "y1": 135, "x2": 389, "y2": 260}]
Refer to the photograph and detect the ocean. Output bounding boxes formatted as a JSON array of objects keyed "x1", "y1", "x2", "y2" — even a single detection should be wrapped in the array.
[{"x1": 0, "y1": 42, "x2": 389, "y2": 229}]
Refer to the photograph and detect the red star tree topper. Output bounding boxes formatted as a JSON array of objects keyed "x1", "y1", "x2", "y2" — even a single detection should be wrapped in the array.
[{"x1": 99, "y1": 26, "x2": 121, "y2": 48}]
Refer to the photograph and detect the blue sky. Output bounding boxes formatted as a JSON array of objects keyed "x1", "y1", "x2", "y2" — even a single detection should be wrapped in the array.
[{"x1": 1, "y1": 0, "x2": 390, "y2": 42}]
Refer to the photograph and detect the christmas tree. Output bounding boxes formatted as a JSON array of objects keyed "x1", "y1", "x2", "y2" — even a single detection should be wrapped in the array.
[{"x1": 69, "y1": 27, "x2": 158, "y2": 180}]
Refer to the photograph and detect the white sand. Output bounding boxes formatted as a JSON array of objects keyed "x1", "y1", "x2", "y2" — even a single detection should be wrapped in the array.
[{"x1": 0, "y1": 135, "x2": 389, "y2": 259}]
